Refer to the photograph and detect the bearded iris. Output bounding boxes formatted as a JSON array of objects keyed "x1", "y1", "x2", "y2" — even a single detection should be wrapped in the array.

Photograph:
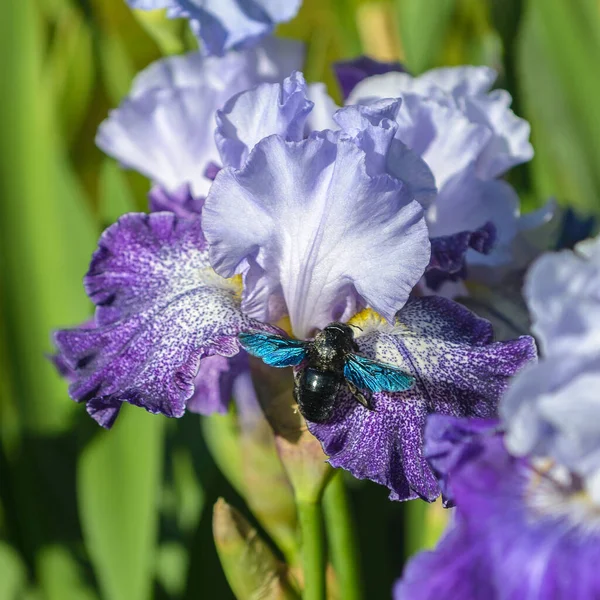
[{"x1": 54, "y1": 58, "x2": 536, "y2": 501}]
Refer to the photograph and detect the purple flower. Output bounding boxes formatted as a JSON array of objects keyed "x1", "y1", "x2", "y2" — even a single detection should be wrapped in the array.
[
  {"x1": 56, "y1": 66, "x2": 537, "y2": 510},
  {"x1": 96, "y1": 37, "x2": 303, "y2": 197},
  {"x1": 348, "y1": 66, "x2": 533, "y2": 276},
  {"x1": 54, "y1": 212, "x2": 276, "y2": 427},
  {"x1": 308, "y1": 300, "x2": 535, "y2": 501},
  {"x1": 126, "y1": 0, "x2": 301, "y2": 56},
  {"x1": 501, "y1": 235, "x2": 600, "y2": 502},
  {"x1": 394, "y1": 415, "x2": 600, "y2": 600}
]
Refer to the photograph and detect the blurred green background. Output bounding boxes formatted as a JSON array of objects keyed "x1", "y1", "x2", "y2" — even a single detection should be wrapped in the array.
[{"x1": 1, "y1": 0, "x2": 599, "y2": 598}]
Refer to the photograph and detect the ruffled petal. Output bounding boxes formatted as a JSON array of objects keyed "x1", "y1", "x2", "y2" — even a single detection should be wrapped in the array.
[
  {"x1": 130, "y1": 37, "x2": 303, "y2": 96},
  {"x1": 501, "y1": 350, "x2": 600, "y2": 503},
  {"x1": 97, "y1": 39, "x2": 304, "y2": 197},
  {"x1": 216, "y1": 71, "x2": 313, "y2": 169},
  {"x1": 464, "y1": 90, "x2": 534, "y2": 178},
  {"x1": 333, "y1": 100, "x2": 437, "y2": 208},
  {"x1": 96, "y1": 86, "x2": 223, "y2": 197},
  {"x1": 523, "y1": 235, "x2": 600, "y2": 356},
  {"x1": 163, "y1": 0, "x2": 302, "y2": 56},
  {"x1": 307, "y1": 298, "x2": 536, "y2": 500},
  {"x1": 334, "y1": 56, "x2": 406, "y2": 100},
  {"x1": 54, "y1": 213, "x2": 274, "y2": 426},
  {"x1": 203, "y1": 133, "x2": 430, "y2": 338}
]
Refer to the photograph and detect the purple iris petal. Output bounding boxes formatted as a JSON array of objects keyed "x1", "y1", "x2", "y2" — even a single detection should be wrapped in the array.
[
  {"x1": 54, "y1": 212, "x2": 274, "y2": 427},
  {"x1": 500, "y1": 235, "x2": 600, "y2": 501},
  {"x1": 333, "y1": 100, "x2": 437, "y2": 209},
  {"x1": 523, "y1": 235, "x2": 600, "y2": 356},
  {"x1": 127, "y1": 0, "x2": 301, "y2": 57},
  {"x1": 96, "y1": 38, "x2": 303, "y2": 197},
  {"x1": 216, "y1": 71, "x2": 313, "y2": 169},
  {"x1": 426, "y1": 222, "x2": 496, "y2": 290},
  {"x1": 148, "y1": 184, "x2": 204, "y2": 217},
  {"x1": 308, "y1": 297, "x2": 536, "y2": 501},
  {"x1": 334, "y1": 56, "x2": 406, "y2": 100},
  {"x1": 203, "y1": 133, "x2": 430, "y2": 338},
  {"x1": 187, "y1": 351, "x2": 248, "y2": 415},
  {"x1": 348, "y1": 67, "x2": 532, "y2": 275},
  {"x1": 395, "y1": 416, "x2": 600, "y2": 600}
]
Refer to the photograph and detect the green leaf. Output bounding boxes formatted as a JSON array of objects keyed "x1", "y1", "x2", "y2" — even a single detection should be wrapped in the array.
[
  {"x1": 518, "y1": 0, "x2": 600, "y2": 215},
  {"x1": 0, "y1": 0, "x2": 98, "y2": 435},
  {"x1": 394, "y1": 0, "x2": 457, "y2": 72},
  {"x1": 99, "y1": 159, "x2": 138, "y2": 224},
  {"x1": 44, "y1": 2, "x2": 95, "y2": 144},
  {"x1": 77, "y1": 406, "x2": 165, "y2": 600},
  {"x1": 0, "y1": 542, "x2": 27, "y2": 600},
  {"x1": 37, "y1": 546, "x2": 98, "y2": 600}
]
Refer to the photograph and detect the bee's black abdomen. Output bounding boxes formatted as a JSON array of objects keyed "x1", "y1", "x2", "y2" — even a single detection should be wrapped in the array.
[{"x1": 295, "y1": 368, "x2": 340, "y2": 423}]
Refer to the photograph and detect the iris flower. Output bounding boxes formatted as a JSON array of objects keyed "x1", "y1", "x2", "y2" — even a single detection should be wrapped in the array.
[{"x1": 54, "y1": 68, "x2": 535, "y2": 501}]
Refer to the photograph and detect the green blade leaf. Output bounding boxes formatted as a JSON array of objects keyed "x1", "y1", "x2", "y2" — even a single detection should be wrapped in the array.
[
  {"x1": 394, "y1": 0, "x2": 457, "y2": 72},
  {"x1": 0, "y1": 0, "x2": 98, "y2": 435},
  {"x1": 77, "y1": 406, "x2": 165, "y2": 600}
]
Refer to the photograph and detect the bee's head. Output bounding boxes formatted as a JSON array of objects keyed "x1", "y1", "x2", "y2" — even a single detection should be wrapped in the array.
[{"x1": 318, "y1": 322, "x2": 355, "y2": 348}]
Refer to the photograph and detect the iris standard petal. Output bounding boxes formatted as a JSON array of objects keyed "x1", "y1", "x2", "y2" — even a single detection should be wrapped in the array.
[
  {"x1": 203, "y1": 133, "x2": 430, "y2": 338},
  {"x1": 54, "y1": 212, "x2": 274, "y2": 426},
  {"x1": 333, "y1": 100, "x2": 437, "y2": 208},
  {"x1": 216, "y1": 71, "x2": 313, "y2": 169}
]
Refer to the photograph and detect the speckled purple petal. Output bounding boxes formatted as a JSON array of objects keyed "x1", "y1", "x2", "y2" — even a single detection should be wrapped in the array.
[
  {"x1": 307, "y1": 297, "x2": 536, "y2": 501},
  {"x1": 215, "y1": 71, "x2": 313, "y2": 169},
  {"x1": 425, "y1": 222, "x2": 496, "y2": 290},
  {"x1": 54, "y1": 212, "x2": 274, "y2": 426},
  {"x1": 203, "y1": 133, "x2": 430, "y2": 338},
  {"x1": 334, "y1": 56, "x2": 406, "y2": 100},
  {"x1": 127, "y1": 0, "x2": 301, "y2": 57},
  {"x1": 395, "y1": 416, "x2": 600, "y2": 600},
  {"x1": 148, "y1": 184, "x2": 205, "y2": 217}
]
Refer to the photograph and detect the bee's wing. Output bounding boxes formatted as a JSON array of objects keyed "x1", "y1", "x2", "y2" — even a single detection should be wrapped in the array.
[
  {"x1": 343, "y1": 354, "x2": 415, "y2": 393},
  {"x1": 238, "y1": 332, "x2": 308, "y2": 367}
]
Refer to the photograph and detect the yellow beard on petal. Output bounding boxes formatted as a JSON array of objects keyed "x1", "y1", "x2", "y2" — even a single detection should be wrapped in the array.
[
  {"x1": 348, "y1": 307, "x2": 411, "y2": 337},
  {"x1": 200, "y1": 268, "x2": 244, "y2": 296}
]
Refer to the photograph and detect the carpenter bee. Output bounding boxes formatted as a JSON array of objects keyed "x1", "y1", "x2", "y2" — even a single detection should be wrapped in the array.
[{"x1": 238, "y1": 322, "x2": 414, "y2": 423}]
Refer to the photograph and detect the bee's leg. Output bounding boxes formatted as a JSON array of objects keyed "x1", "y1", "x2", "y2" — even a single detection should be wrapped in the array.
[{"x1": 347, "y1": 381, "x2": 375, "y2": 411}]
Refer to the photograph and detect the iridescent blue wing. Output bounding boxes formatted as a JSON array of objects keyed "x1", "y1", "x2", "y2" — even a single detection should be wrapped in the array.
[
  {"x1": 344, "y1": 354, "x2": 414, "y2": 393},
  {"x1": 238, "y1": 332, "x2": 308, "y2": 367}
]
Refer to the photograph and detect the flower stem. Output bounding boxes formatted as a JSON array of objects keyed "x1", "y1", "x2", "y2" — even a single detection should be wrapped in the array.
[
  {"x1": 297, "y1": 499, "x2": 326, "y2": 600},
  {"x1": 323, "y1": 472, "x2": 363, "y2": 600}
]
